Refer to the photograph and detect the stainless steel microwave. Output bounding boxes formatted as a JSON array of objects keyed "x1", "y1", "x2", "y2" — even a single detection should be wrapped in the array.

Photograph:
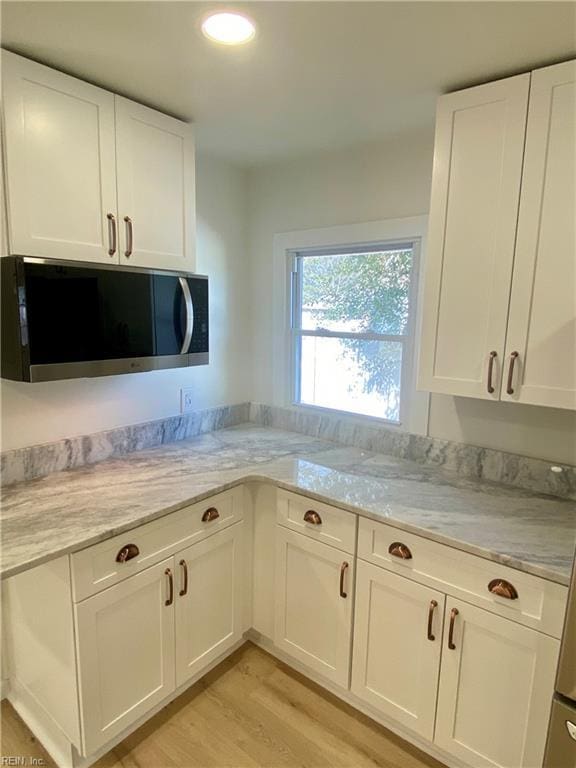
[{"x1": 1, "y1": 257, "x2": 209, "y2": 382}]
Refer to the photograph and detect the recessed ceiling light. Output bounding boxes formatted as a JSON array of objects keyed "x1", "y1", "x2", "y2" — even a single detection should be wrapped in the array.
[{"x1": 201, "y1": 12, "x2": 256, "y2": 45}]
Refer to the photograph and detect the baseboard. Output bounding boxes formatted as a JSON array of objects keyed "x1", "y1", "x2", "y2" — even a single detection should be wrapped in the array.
[
  {"x1": 8, "y1": 677, "x2": 77, "y2": 768},
  {"x1": 247, "y1": 629, "x2": 467, "y2": 768}
]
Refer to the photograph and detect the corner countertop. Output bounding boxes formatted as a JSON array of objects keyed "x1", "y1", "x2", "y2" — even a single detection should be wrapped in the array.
[{"x1": 2, "y1": 425, "x2": 575, "y2": 584}]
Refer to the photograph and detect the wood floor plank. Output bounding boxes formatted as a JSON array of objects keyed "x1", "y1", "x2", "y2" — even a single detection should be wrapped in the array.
[{"x1": 1, "y1": 643, "x2": 445, "y2": 768}]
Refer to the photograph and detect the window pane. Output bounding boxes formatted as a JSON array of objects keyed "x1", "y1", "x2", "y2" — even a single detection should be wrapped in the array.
[
  {"x1": 299, "y1": 336, "x2": 402, "y2": 421},
  {"x1": 300, "y1": 249, "x2": 413, "y2": 335}
]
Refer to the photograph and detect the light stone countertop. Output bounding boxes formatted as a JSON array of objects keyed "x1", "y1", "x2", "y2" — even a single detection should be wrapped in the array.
[{"x1": 1, "y1": 425, "x2": 575, "y2": 584}]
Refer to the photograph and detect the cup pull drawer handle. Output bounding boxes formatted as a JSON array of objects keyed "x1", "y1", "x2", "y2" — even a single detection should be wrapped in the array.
[
  {"x1": 427, "y1": 600, "x2": 438, "y2": 641},
  {"x1": 304, "y1": 510, "x2": 322, "y2": 525},
  {"x1": 448, "y1": 607, "x2": 459, "y2": 650},
  {"x1": 388, "y1": 542, "x2": 412, "y2": 560},
  {"x1": 339, "y1": 561, "x2": 349, "y2": 598},
  {"x1": 488, "y1": 579, "x2": 518, "y2": 600},
  {"x1": 202, "y1": 507, "x2": 219, "y2": 523},
  {"x1": 116, "y1": 543, "x2": 139, "y2": 563}
]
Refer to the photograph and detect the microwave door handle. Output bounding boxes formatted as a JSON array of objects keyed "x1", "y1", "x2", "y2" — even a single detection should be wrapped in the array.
[{"x1": 179, "y1": 277, "x2": 194, "y2": 354}]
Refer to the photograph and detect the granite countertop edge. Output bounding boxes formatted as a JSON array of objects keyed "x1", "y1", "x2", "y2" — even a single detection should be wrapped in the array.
[{"x1": 1, "y1": 471, "x2": 571, "y2": 586}]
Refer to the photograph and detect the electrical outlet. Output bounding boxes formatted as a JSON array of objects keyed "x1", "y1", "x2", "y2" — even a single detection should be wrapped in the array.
[{"x1": 180, "y1": 388, "x2": 195, "y2": 413}]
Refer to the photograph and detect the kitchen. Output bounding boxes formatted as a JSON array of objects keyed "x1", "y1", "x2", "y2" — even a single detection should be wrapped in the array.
[{"x1": 0, "y1": 2, "x2": 575, "y2": 768}]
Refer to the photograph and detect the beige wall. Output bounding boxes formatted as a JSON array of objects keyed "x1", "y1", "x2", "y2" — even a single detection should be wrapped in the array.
[
  {"x1": 247, "y1": 133, "x2": 576, "y2": 465},
  {"x1": 0, "y1": 154, "x2": 252, "y2": 451}
]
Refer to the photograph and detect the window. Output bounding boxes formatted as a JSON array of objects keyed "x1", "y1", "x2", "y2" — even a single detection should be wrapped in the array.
[{"x1": 291, "y1": 242, "x2": 419, "y2": 425}]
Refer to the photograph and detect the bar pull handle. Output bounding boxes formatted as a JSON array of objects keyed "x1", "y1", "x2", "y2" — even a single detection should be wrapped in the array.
[
  {"x1": 304, "y1": 510, "x2": 322, "y2": 525},
  {"x1": 488, "y1": 579, "x2": 518, "y2": 600},
  {"x1": 124, "y1": 216, "x2": 133, "y2": 258},
  {"x1": 202, "y1": 507, "x2": 219, "y2": 523},
  {"x1": 506, "y1": 351, "x2": 519, "y2": 395},
  {"x1": 179, "y1": 277, "x2": 194, "y2": 354},
  {"x1": 427, "y1": 599, "x2": 438, "y2": 641},
  {"x1": 116, "y1": 543, "x2": 139, "y2": 563},
  {"x1": 339, "y1": 561, "x2": 349, "y2": 598},
  {"x1": 448, "y1": 607, "x2": 459, "y2": 650},
  {"x1": 107, "y1": 213, "x2": 116, "y2": 256},
  {"x1": 165, "y1": 568, "x2": 173, "y2": 606},
  {"x1": 487, "y1": 350, "x2": 497, "y2": 394},
  {"x1": 388, "y1": 542, "x2": 412, "y2": 560},
  {"x1": 179, "y1": 559, "x2": 188, "y2": 597}
]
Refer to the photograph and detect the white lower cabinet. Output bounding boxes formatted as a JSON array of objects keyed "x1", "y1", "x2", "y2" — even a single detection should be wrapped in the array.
[
  {"x1": 75, "y1": 558, "x2": 176, "y2": 755},
  {"x1": 176, "y1": 523, "x2": 245, "y2": 686},
  {"x1": 351, "y1": 560, "x2": 444, "y2": 740},
  {"x1": 274, "y1": 527, "x2": 354, "y2": 687},
  {"x1": 435, "y1": 599, "x2": 560, "y2": 768}
]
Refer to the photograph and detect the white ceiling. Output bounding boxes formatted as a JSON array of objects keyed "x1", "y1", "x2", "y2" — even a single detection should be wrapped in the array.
[{"x1": 1, "y1": 1, "x2": 575, "y2": 165}]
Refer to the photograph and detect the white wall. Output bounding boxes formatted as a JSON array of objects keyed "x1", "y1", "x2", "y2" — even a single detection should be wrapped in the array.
[
  {"x1": 247, "y1": 133, "x2": 576, "y2": 465},
  {"x1": 0, "y1": 154, "x2": 252, "y2": 451}
]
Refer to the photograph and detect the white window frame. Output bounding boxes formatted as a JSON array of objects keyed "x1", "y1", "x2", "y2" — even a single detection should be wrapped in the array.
[{"x1": 272, "y1": 216, "x2": 430, "y2": 435}]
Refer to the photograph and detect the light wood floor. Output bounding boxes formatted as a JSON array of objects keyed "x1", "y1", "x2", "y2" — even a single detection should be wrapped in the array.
[{"x1": 1, "y1": 643, "x2": 445, "y2": 768}]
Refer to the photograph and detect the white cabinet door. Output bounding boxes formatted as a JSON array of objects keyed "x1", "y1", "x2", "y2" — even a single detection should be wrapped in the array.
[
  {"x1": 75, "y1": 558, "x2": 176, "y2": 756},
  {"x1": 351, "y1": 561, "x2": 444, "y2": 740},
  {"x1": 418, "y1": 74, "x2": 530, "y2": 399},
  {"x1": 502, "y1": 60, "x2": 576, "y2": 410},
  {"x1": 175, "y1": 523, "x2": 245, "y2": 687},
  {"x1": 115, "y1": 96, "x2": 195, "y2": 272},
  {"x1": 274, "y1": 528, "x2": 354, "y2": 688},
  {"x1": 2, "y1": 51, "x2": 118, "y2": 264},
  {"x1": 435, "y1": 599, "x2": 560, "y2": 768}
]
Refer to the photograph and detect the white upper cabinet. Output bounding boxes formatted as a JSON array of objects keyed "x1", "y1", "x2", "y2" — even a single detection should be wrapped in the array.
[
  {"x1": 419, "y1": 59, "x2": 576, "y2": 410},
  {"x1": 115, "y1": 97, "x2": 195, "y2": 271},
  {"x1": 1, "y1": 51, "x2": 196, "y2": 272},
  {"x1": 2, "y1": 51, "x2": 118, "y2": 264},
  {"x1": 419, "y1": 74, "x2": 530, "y2": 400},
  {"x1": 502, "y1": 60, "x2": 576, "y2": 409}
]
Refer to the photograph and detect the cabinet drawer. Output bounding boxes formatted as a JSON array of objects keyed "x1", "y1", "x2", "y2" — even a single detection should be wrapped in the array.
[
  {"x1": 277, "y1": 490, "x2": 357, "y2": 554},
  {"x1": 358, "y1": 518, "x2": 568, "y2": 638},
  {"x1": 71, "y1": 488, "x2": 243, "y2": 601}
]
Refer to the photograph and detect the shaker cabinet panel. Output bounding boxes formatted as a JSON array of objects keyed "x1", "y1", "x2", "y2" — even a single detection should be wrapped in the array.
[
  {"x1": 274, "y1": 528, "x2": 354, "y2": 688},
  {"x1": 418, "y1": 74, "x2": 530, "y2": 400},
  {"x1": 175, "y1": 523, "x2": 245, "y2": 687},
  {"x1": 351, "y1": 561, "x2": 444, "y2": 740},
  {"x1": 75, "y1": 558, "x2": 176, "y2": 755},
  {"x1": 115, "y1": 96, "x2": 196, "y2": 272},
  {"x1": 435, "y1": 599, "x2": 560, "y2": 768},
  {"x1": 2, "y1": 51, "x2": 118, "y2": 264},
  {"x1": 502, "y1": 60, "x2": 576, "y2": 410}
]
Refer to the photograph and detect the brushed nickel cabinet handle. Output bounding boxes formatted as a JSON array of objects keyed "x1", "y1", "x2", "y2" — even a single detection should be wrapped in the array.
[
  {"x1": 427, "y1": 599, "x2": 438, "y2": 641},
  {"x1": 165, "y1": 568, "x2": 173, "y2": 606},
  {"x1": 339, "y1": 561, "x2": 349, "y2": 598},
  {"x1": 448, "y1": 607, "x2": 459, "y2": 650},
  {"x1": 107, "y1": 213, "x2": 116, "y2": 256},
  {"x1": 304, "y1": 509, "x2": 322, "y2": 525},
  {"x1": 116, "y1": 543, "x2": 139, "y2": 563},
  {"x1": 487, "y1": 350, "x2": 497, "y2": 394},
  {"x1": 388, "y1": 542, "x2": 412, "y2": 560},
  {"x1": 488, "y1": 578, "x2": 518, "y2": 600},
  {"x1": 506, "y1": 351, "x2": 519, "y2": 395},
  {"x1": 202, "y1": 507, "x2": 219, "y2": 523},
  {"x1": 179, "y1": 559, "x2": 188, "y2": 597},
  {"x1": 124, "y1": 216, "x2": 133, "y2": 258}
]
